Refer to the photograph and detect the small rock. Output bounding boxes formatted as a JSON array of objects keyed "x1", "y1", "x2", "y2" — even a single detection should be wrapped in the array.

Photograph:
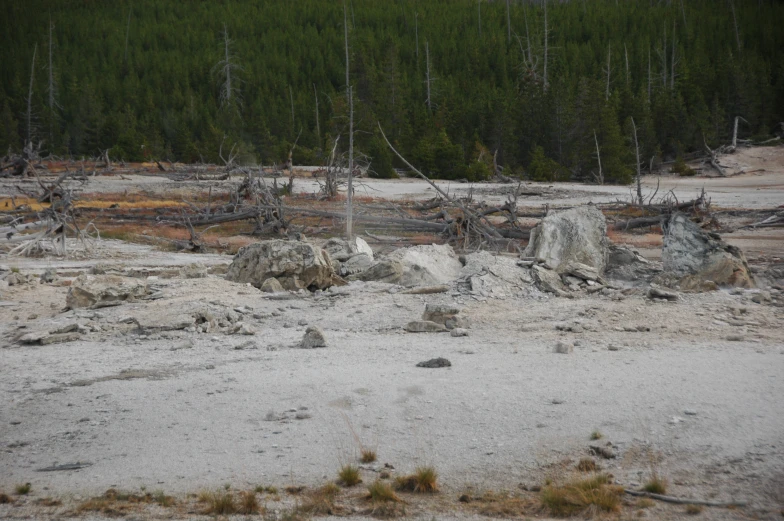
[
  {"x1": 40, "y1": 332, "x2": 81, "y2": 345},
  {"x1": 405, "y1": 320, "x2": 447, "y2": 333},
  {"x1": 554, "y1": 341, "x2": 573, "y2": 354},
  {"x1": 726, "y1": 334, "x2": 744, "y2": 342},
  {"x1": 230, "y1": 322, "x2": 256, "y2": 335},
  {"x1": 40, "y1": 269, "x2": 57, "y2": 283},
  {"x1": 260, "y1": 277, "x2": 285, "y2": 293},
  {"x1": 416, "y1": 357, "x2": 451, "y2": 368},
  {"x1": 683, "y1": 410, "x2": 698, "y2": 416},
  {"x1": 422, "y1": 304, "x2": 461, "y2": 325},
  {"x1": 750, "y1": 291, "x2": 771, "y2": 304},
  {"x1": 300, "y1": 326, "x2": 327, "y2": 348},
  {"x1": 450, "y1": 328, "x2": 469, "y2": 337},
  {"x1": 607, "y1": 345, "x2": 621, "y2": 351},
  {"x1": 648, "y1": 286, "x2": 679, "y2": 301}
]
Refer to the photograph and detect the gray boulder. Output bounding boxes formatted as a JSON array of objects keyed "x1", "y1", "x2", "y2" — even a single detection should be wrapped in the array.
[
  {"x1": 350, "y1": 259, "x2": 404, "y2": 283},
  {"x1": 662, "y1": 213, "x2": 755, "y2": 290},
  {"x1": 405, "y1": 320, "x2": 447, "y2": 333},
  {"x1": 66, "y1": 274, "x2": 149, "y2": 309},
  {"x1": 339, "y1": 253, "x2": 374, "y2": 277},
  {"x1": 260, "y1": 277, "x2": 285, "y2": 293},
  {"x1": 523, "y1": 205, "x2": 608, "y2": 273},
  {"x1": 386, "y1": 244, "x2": 463, "y2": 287},
  {"x1": 531, "y1": 265, "x2": 567, "y2": 296},
  {"x1": 226, "y1": 240, "x2": 336, "y2": 291},
  {"x1": 179, "y1": 263, "x2": 208, "y2": 279},
  {"x1": 323, "y1": 237, "x2": 374, "y2": 262},
  {"x1": 422, "y1": 304, "x2": 461, "y2": 325}
]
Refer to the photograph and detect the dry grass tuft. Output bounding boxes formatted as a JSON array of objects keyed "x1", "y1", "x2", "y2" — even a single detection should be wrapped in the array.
[
  {"x1": 642, "y1": 474, "x2": 668, "y2": 495},
  {"x1": 472, "y1": 490, "x2": 536, "y2": 517},
  {"x1": 338, "y1": 464, "x2": 362, "y2": 487},
  {"x1": 238, "y1": 490, "x2": 261, "y2": 515},
  {"x1": 297, "y1": 483, "x2": 342, "y2": 516},
  {"x1": 0, "y1": 492, "x2": 13, "y2": 504},
  {"x1": 15, "y1": 483, "x2": 31, "y2": 495},
  {"x1": 685, "y1": 503, "x2": 704, "y2": 515},
  {"x1": 198, "y1": 489, "x2": 236, "y2": 515},
  {"x1": 284, "y1": 485, "x2": 305, "y2": 495},
  {"x1": 576, "y1": 458, "x2": 598, "y2": 472},
  {"x1": 636, "y1": 497, "x2": 655, "y2": 509},
  {"x1": 360, "y1": 448, "x2": 378, "y2": 463},
  {"x1": 254, "y1": 485, "x2": 278, "y2": 495},
  {"x1": 394, "y1": 466, "x2": 438, "y2": 493},
  {"x1": 367, "y1": 480, "x2": 401, "y2": 503},
  {"x1": 35, "y1": 497, "x2": 62, "y2": 507},
  {"x1": 590, "y1": 430, "x2": 603, "y2": 440},
  {"x1": 540, "y1": 474, "x2": 623, "y2": 516},
  {"x1": 74, "y1": 488, "x2": 175, "y2": 516}
]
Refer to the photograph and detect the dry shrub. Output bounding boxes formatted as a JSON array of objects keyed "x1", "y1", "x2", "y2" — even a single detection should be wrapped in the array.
[
  {"x1": 367, "y1": 481, "x2": 401, "y2": 503},
  {"x1": 636, "y1": 497, "x2": 655, "y2": 509},
  {"x1": 35, "y1": 497, "x2": 62, "y2": 507},
  {"x1": 298, "y1": 483, "x2": 342, "y2": 515},
  {"x1": 472, "y1": 490, "x2": 536, "y2": 517},
  {"x1": 642, "y1": 474, "x2": 667, "y2": 495},
  {"x1": 238, "y1": 490, "x2": 261, "y2": 515},
  {"x1": 360, "y1": 448, "x2": 378, "y2": 463},
  {"x1": 15, "y1": 483, "x2": 31, "y2": 495},
  {"x1": 576, "y1": 458, "x2": 598, "y2": 472},
  {"x1": 75, "y1": 488, "x2": 176, "y2": 516},
  {"x1": 394, "y1": 466, "x2": 438, "y2": 493},
  {"x1": 685, "y1": 503, "x2": 704, "y2": 515},
  {"x1": 0, "y1": 493, "x2": 13, "y2": 504},
  {"x1": 540, "y1": 474, "x2": 623, "y2": 516},
  {"x1": 198, "y1": 489, "x2": 235, "y2": 515},
  {"x1": 284, "y1": 485, "x2": 305, "y2": 495},
  {"x1": 338, "y1": 464, "x2": 362, "y2": 487}
]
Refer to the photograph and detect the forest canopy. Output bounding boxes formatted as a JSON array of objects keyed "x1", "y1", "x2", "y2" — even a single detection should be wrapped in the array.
[{"x1": 1, "y1": 0, "x2": 782, "y2": 183}]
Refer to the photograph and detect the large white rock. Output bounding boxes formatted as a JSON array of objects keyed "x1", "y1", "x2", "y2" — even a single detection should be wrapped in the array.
[
  {"x1": 523, "y1": 205, "x2": 608, "y2": 273},
  {"x1": 386, "y1": 244, "x2": 462, "y2": 287},
  {"x1": 226, "y1": 240, "x2": 335, "y2": 290},
  {"x1": 662, "y1": 213, "x2": 755, "y2": 290},
  {"x1": 66, "y1": 274, "x2": 149, "y2": 309}
]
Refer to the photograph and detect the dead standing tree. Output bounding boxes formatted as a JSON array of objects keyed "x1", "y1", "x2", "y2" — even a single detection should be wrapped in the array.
[{"x1": 213, "y1": 24, "x2": 242, "y2": 109}]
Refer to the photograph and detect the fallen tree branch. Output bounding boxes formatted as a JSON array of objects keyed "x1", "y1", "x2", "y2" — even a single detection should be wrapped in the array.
[{"x1": 624, "y1": 489, "x2": 747, "y2": 508}]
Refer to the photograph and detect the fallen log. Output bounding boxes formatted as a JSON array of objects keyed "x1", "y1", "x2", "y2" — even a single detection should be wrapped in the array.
[{"x1": 624, "y1": 489, "x2": 747, "y2": 508}]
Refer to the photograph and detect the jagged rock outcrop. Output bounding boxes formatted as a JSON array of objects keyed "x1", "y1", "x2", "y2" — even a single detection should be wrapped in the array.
[{"x1": 226, "y1": 240, "x2": 336, "y2": 290}]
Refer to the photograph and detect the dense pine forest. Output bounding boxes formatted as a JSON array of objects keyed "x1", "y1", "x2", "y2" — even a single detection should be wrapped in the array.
[{"x1": 1, "y1": 0, "x2": 782, "y2": 183}]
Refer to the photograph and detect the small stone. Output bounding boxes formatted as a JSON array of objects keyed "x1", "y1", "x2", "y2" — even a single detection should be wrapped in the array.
[
  {"x1": 298, "y1": 319, "x2": 308, "y2": 326},
  {"x1": 554, "y1": 341, "x2": 573, "y2": 354},
  {"x1": 450, "y1": 328, "x2": 469, "y2": 337},
  {"x1": 405, "y1": 320, "x2": 447, "y2": 333},
  {"x1": 40, "y1": 269, "x2": 57, "y2": 283},
  {"x1": 40, "y1": 332, "x2": 81, "y2": 345},
  {"x1": 607, "y1": 345, "x2": 621, "y2": 351},
  {"x1": 648, "y1": 286, "x2": 679, "y2": 301},
  {"x1": 260, "y1": 277, "x2": 285, "y2": 293},
  {"x1": 300, "y1": 326, "x2": 327, "y2": 348},
  {"x1": 416, "y1": 357, "x2": 451, "y2": 368},
  {"x1": 726, "y1": 334, "x2": 745, "y2": 342},
  {"x1": 684, "y1": 410, "x2": 698, "y2": 416},
  {"x1": 230, "y1": 322, "x2": 256, "y2": 335}
]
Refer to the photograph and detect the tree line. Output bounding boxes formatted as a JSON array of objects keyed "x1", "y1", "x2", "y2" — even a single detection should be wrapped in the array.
[{"x1": 1, "y1": 0, "x2": 782, "y2": 183}]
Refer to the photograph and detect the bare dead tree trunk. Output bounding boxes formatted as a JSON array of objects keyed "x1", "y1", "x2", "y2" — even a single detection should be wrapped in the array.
[
  {"x1": 661, "y1": 23, "x2": 667, "y2": 88},
  {"x1": 506, "y1": 0, "x2": 511, "y2": 44},
  {"x1": 680, "y1": 0, "x2": 687, "y2": 28},
  {"x1": 729, "y1": 0, "x2": 741, "y2": 52},
  {"x1": 731, "y1": 116, "x2": 747, "y2": 150},
  {"x1": 47, "y1": 17, "x2": 57, "y2": 146},
  {"x1": 26, "y1": 44, "x2": 37, "y2": 146},
  {"x1": 124, "y1": 5, "x2": 132, "y2": 62},
  {"x1": 523, "y1": 5, "x2": 532, "y2": 65},
  {"x1": 605, "y1": 43, "x2": 611, "y2": 100},
  {"x1": 425, "y1": 40, "x2": 433, "y2": 112},
  {"x1": 344, "y1": 0, "x2": 353, "y2": 239},
  {"x1": 289, "y1": 85, "x2": 295, "y2": 128},
  {"x1": 630, "y1": 117, "x2": 643, "y2": 205},
  {"x1": 213, "y1": 25, "x2": 242, "y2": 108},
  {"x1": 593, "y1": 131, "x2": 604, "y2": 185},
  {"x1": 478, "y1": 0, "x2": 481, "y2": 38},
  {"x1": 543, "y1": 0, "x2": 549, "y2": 92},
  {"x1": 313, "y1": 84, "x2": 320, "y2": 149},
  {"x1": 223, "y1": 25, "x2": 232, "y2": 102},
  {"x1": 624, "y1": 43, "x2": 630, "y2": 87},
  {"x1": 670, "y1": 20, "x2": 677, "y2": 90},
  {"x1": 415, "y1": 12, "x2": 419, "y2": 60},
  {"x1": 647, "y1": 45, "x2": 652, "y2": 100}
]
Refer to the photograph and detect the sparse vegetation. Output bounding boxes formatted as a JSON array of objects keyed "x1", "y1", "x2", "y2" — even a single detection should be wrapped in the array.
[
  {"x1": 540, "y1": 474, "x2": 623, "y2": 516},
  {"x1": 590, "y1": 430, "x2": 603, "y2": 440},
  {"x1": 471, "y1": 490, "x2": 535, "y2": 517},
  {"x1": 254, "y1": 485, "x2": 278, "y2": 495},
  {"x1": 297, "y1": 483, "x2": 341, "y2": 515},
  {"x1": 0, "y1": 492, "x2": 12, "y2": 504},
  {"x1": 238, "y1": 490, "x2": 261, "y2": 515},
  {"x1": 14, "y1": 483, "x2": 31, "y2": 495},
  {"x1": 367, "y1": 480, "x2": 401, "y2": 503},
  {"x1": 576, "y1": 458, "x2": 598, "y2": 472},
  {"x1": 636, "y1": 497, "x2": 655, "y2": 509},
  {"x1": 642, "y1": 474, "x2": 668, "y2": 495},
  {"x1": 394, "y1": 466, "x2": 438, "y2": 493},
  {"x1": 198, "y1": 489, "x2": 236, "y2": 515},
  {"x1": 75, "y1": 488, "x2": 176, "y2": 516},
  {"x1": 685, "y1": 503, "x2": 704, "y2": 515},
  {"x1": 338, "y1": 464, "x2": 362, "y2": 487},
  {"x1": 360, "y1": 448, "x2": 378, "y2": 463},
  {"x1": 672, "y1": 156, "x2": 697, "y2": 177}
]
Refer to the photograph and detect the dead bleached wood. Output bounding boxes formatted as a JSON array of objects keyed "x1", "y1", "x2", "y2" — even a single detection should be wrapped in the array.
[
  {"x1": 703, "y1": 136, "x2": 726, "y2": 176},
  {"x1": 624, "y1": 489, "x2": 747, "y2": 508}
]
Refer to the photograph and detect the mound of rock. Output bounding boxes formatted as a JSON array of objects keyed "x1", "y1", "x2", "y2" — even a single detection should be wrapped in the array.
[
  {"x1": 226, "y1": 240, "x2": 336, "y2": 291},
  {"x1": 523, "y1": 205, "x2": 608, "y2": 273},
  {"x1": 384, "y1": 244, "x2": 463, "y2": 287},
  {"x1": 323, "y1": 237, "x2": 374, "y2": 261},
  {"x1": 662, "y1": 213, "x2": 755, "y2": 290},
  {"x1": 66, "y1": 274, "x2": 149, "y2": 309}
]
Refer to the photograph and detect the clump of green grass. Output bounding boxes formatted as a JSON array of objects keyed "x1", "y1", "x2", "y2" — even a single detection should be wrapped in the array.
[
  {"x1": 576, "y1": 458, "x2": 598, "y2": 472},
  {"x1": 367, "y1": 480, "x2": 401, "y2": 503},
  {"x1": 642, "y1": 474, "x2": 668, "y2": 495},
  {"x1": 198, "y1": 490, "x2": 236, "y2": 515},
  {"x1": 685, "y1": 503, "x2": 704, "y2": 515},
  {"x1": 540, "y1": 474, "x2": 623, "y2": 516},
  {"x1": 338, "y1": 464, "x2": 362, "y2": 487},
  {"x1": 254, "y1": 485, "x2": 278, "y2": 495},
  {"x1": 15, "y1": 483, "x2": 31, "y2": 495},
  {"x1": 237, "y1": 490, "x2": 261, "y2": 515},
  {"x1": 151, "y1": 490, "x2": 176, "y2": 507},
  {"x1": 360, "y1": 448, "x2": 378, "y2": 463},
  {"x1": 394, "y1": 466, "x2": 438, "y2": 493},
  {"x1": 590, "y1": 430, "x2": 603, "y2": 440}
]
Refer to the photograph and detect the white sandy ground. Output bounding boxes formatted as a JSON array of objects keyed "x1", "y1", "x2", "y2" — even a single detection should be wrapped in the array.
[{"x1": 1, "y1": 266, "x2": 783, "y2": 520}]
